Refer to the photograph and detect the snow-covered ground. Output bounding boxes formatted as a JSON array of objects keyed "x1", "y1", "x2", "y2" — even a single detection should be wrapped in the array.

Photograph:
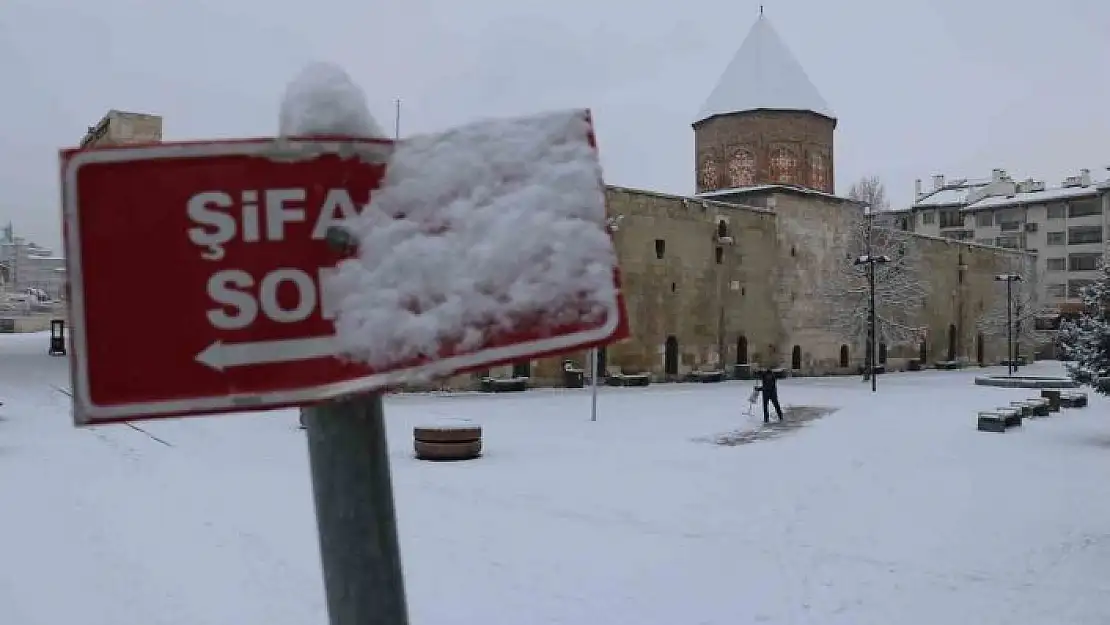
[{"x1": 2, "y1": 331, "x2": 1109, "y2": 624}]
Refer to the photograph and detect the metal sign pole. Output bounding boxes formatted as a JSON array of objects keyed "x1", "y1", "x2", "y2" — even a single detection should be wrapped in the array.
[
  {"x1": 303, "y1": 395, "x2": 411, "y2": 625},
  {"x1": 590, "y1": 348, "x2": 598, "y2": 422}
]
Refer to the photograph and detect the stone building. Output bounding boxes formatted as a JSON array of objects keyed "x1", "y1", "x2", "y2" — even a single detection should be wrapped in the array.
[
  {"x1": 80, "y1": 110, "x2": 163, "y2": 148},
  {"x1": 468, "y1": 15, "x2": 1035, "y2": 387}
]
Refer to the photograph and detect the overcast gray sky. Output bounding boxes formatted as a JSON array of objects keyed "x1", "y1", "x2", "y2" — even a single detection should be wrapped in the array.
[{"x1": 2, "y1": 0, "x2": 1108, "y2": 252}]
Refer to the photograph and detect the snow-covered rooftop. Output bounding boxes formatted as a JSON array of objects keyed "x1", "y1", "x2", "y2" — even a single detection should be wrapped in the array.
[
  {"x1": 694, "y1": 16, "x2": 834, "y2": 124},
  {"x1": 913, "y1": 180, "x2": 991, "y2": 207},
  {"x1": 963, "y1": 184, "x2": 1101, "y2": 211}
]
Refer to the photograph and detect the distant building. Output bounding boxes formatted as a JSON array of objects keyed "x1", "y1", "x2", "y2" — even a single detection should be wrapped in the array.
[
  {"x1": 80, "y1": 109, "x2": 163, "y2": 148},
  {"x1": 0, "y1": 223, "x2": 66, "y2": 300},
  {"x1": 893, "y1": 168, "x2": 1110, "y2": 315}
]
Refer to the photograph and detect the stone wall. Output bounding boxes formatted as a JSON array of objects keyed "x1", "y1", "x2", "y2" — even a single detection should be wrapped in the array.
[{"x1": 406, "y1": 185, "x2": 1036, "y2": 391}]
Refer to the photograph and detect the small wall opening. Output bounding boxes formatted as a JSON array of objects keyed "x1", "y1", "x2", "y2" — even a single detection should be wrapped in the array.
[
  {"x1": 736, "y1": 335, "x2": 748, "y2": 365},
  {"x1": 655, "y1": 239, "x2": 665, "y2": 259},
  {"x1": 976, "y1": 333, "x2": 984, "y2": 366},
  {"x1": 878, "y1": 342, "x2": 888, "y2": 365},
  {"x1": 947, "y1": 324, "x2": 957, "y2": 361},
  {"x1": 791, "y1": 345, "x2": 802, "y2": 370},
  {"x1": 839, "y1": 344, "x2": 849, "y2": 368},
  {"x1": 512, "y1": 360, "x2": 531, "y2": 378},
  {"x1": 664, "y1": 335, "x2": 679, "y2": 376}
]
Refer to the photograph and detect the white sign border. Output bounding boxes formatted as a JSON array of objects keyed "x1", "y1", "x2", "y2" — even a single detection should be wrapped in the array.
[{"x1": 62, "y1": 138, "x2": 621, "y2": 425}]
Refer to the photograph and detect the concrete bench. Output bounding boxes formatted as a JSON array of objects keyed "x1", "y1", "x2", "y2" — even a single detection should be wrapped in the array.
[
  {"x1": 1008, "y1": 402, "x2": 1033, "y2": 419},
  {"x1": 1061, "y1": 391, "x2": 1088, "y2": 408},
  {"x1": 977, "y1": 411, "x2": 1007, "y2": 433},
  {"x1": 1040, "y1": 389, "x2": 1062, "y2": 412},
  {"x1": 1025, "y1": 397, "x2": 1050, "y2": 417}
]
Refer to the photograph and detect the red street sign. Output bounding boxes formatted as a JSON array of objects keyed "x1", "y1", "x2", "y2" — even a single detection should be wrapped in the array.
[{"x1": 61, "y1": 135, "x2": 627, "y2": 426}]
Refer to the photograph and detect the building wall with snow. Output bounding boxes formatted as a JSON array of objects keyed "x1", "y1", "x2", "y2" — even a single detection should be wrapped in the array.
[{"x1": 422, "y1": 186, "x2": 1036, "y2": 390}]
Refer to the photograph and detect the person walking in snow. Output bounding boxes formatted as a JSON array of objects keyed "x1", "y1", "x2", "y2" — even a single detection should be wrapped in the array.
[{"x1": 757, "y1": 366, "x2": 784, "y2": 424}]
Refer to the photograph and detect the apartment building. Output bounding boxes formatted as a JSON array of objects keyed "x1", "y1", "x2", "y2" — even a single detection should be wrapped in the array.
[{"x1": 893, "y1": 167, "x2": 1110, "y2": 315}]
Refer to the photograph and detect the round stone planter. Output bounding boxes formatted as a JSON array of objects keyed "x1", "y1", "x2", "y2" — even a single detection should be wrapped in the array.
[
  {"x1": 973, "y1": 375, "x2": 1078, "y2": 389},
  {"x1": 413, "y1": 423, "x2": 482, "y2": 461}
]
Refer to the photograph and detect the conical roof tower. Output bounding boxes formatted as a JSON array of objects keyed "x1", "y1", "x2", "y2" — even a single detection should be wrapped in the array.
[{"x1": 694, "y1": 16, "x2": 836, "y2": 195}]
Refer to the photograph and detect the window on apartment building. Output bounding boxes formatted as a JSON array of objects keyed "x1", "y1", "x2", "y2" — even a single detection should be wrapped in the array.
[
  {"x1": 1047, "y1": 283, "x2": 1067, "y2": 299},
  {"x1": 1047, "y1": 203, "x2": 1066, "y2": 219},
  {"x1": 1068, "y1": 279, "x2": 1095, "y2": 299},
  {"x1": 1068, "y1": 252, "x2": 1102, "y2": 272},
  {"x1": 1047, "y1": 231, "x2": 1066, "y2": 245},
  {"x1": 1068, "y1": 198, "x2": 1101, "y2": 218},
  {"x1": 1046, "y1": 258, "x2": 1066, "y2": 271},
  {"x1": 975, "y1": 238, "x2": 994, "y2": 246},
  {"x1": 999, "y1": 220, "x2": 1022, "y2": 231},
  {"x1": 974, "y1": 211, "x2": 993, "y2": 227},
  {"x1": 1068, "y1": 225, "x2": 1102, "y2": 245},
  {"x1": 921, "y1": 211, "x2": 935, "y2": 225},
  {"x1": 995, "y1": 236, "x2": 1020, "y2": 249},
  {"x1": 939, "y1": 210, "x2": 964, "y2": 228}
]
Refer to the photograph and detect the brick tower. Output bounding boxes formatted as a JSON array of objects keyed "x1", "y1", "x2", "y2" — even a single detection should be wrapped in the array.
[{"x1": 693, "y1": 15, "x2": 836, "y2": 195}]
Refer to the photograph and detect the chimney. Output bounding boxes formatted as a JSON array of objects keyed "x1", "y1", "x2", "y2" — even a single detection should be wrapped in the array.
[
  {"x1": 1080, "y1": 168, "x2": 1091, "y2": 186},
  {"x1": 932, "y1": 174, "x2": 945, "y2": 190},
  {"x1": 915, "y1": 178, "x2": 922, "y2": 199}
]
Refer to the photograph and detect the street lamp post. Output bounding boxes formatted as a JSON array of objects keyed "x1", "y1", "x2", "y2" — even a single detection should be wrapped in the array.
[
  {"x1": 995, "y1": 273, "x2": 1023, "y2": 376},
  {"x1": 855, "y1": 252, "x2": 892, "y2": 392}
]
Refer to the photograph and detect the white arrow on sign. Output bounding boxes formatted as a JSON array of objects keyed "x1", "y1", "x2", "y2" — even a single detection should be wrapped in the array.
[{"x1": 195, "y1": 335, "x2": 339, "y2": 371}]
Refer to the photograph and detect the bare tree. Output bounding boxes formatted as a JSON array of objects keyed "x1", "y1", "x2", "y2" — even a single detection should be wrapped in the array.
[
  {"x1": 817, "y1": 210, "x2": 929, "y2": 367},
  {"x1": 847, "y1": 175, "x2": 890, "y2": 212},
  {"x1": 976, "y1": 253, "x2": 1044, "y2": 356}
]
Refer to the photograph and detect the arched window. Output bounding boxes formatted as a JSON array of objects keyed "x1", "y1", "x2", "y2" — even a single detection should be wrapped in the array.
[
  {"x1": 769, "y1": 147, "x2": 797, "y2": 184},
  {"x1": 809, "y1": 151, "x2": 828, "y2": 189},
  {"x1": 698, "y1": 157, "x2": 718, "y2": 191},
  {"x1": 728, "y1": 149, "x2": 756, "y2": 187}
]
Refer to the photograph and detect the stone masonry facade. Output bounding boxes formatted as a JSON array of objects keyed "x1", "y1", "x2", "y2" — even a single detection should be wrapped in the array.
[
  {"x1": 423, "y1": 184, "x2": 1031, "y2": 391},
  {"x1": 694, "y1": 111, "x2": 836, "y2": 194}
]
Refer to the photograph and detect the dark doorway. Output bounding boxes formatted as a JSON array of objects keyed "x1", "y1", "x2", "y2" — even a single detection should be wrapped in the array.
[
  {"x1": 512, "y1": 360, "x2": 531, "y2": 378},
  {"x1": 976, "y1": 333, "x2": 984, "y2": 366},
  {"x1": 839, "y1": 345, "x2": 849, "y2": 368},
  {"x1": 664, "y1": 335, "x2": 679, "y2": 376},
  {"x1": 947, "y1": 324, "x2": 957, "y2": 361},
  {"x1": 791, "y1": 345, "x2": 802, "y2": 370},
  {"x1": 878, "y1": 342, "x2": 888, "y2": 365},
  {"x1": 919, "y1": 340, "x2": 927, "y2": 363},
  {"x1": 736, "y1": 335, "x2": 748, "y2": 365},
  {"x1": 596, "y1": 346, "x2": 607, "y2": 377}
]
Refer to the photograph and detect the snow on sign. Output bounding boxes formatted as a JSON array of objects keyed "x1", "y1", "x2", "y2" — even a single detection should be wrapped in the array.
[{"x1": 61, "y1": 110, "x2": 627, "y2": 426}]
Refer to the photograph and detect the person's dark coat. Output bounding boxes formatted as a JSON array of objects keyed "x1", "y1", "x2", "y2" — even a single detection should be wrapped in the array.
[
  {"x1": 757, "y1": 368, "x2": 783, "y2": 422},
  {"x1": 758, "y1": 368, "x2": 778, "y2": 397}
]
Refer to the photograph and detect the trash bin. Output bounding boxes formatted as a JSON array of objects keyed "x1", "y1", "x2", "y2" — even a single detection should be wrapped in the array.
[{"x1": 48, "y1": 319, "x2": 66, "y2": 356}]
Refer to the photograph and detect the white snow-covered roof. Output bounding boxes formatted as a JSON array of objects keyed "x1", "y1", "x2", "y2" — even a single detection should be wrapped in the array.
[
  {"x1": 914, "y1": 180, "x2": 991, "y2": 207},
  {"x1": 695, "y1": 16, "x2": 834, "y2": 124},
  {"x1": 963, "y1": 184, "x2": 1101, "y2": 211}
]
